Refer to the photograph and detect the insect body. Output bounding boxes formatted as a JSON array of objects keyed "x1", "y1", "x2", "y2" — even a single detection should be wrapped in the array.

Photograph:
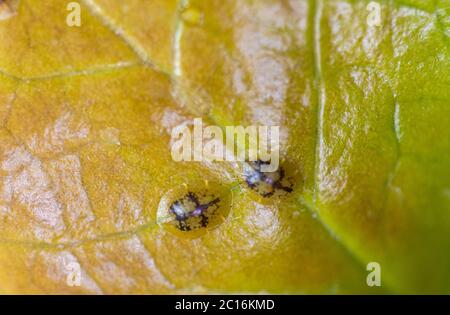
[
  {"x1": 169, "y1": 192, "x2": 220, "y2": 231},
  {"x1": 244, "y1": 160, "x2": 293, "y2": 198}
]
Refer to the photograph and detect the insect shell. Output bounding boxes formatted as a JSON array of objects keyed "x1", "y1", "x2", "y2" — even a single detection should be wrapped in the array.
[
  {"x1": 169, "y1": 192, "x2": 220, "y2": 231},
  {"x1": 243, "y1": 160, "x2": 293, "y2": 198}
]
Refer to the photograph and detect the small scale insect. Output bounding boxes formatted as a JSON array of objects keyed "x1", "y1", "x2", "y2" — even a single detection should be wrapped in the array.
[
  {"x1": 244, "y1": 160, "x2": 293, "y2": 198},
  {"x1": 169, "y1": 192, "x2": 220, "y2": 231}
]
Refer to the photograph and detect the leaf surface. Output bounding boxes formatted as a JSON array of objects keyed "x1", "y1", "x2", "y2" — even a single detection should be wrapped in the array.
[{"x1": 0, "y1": 0, "x2": 448, "y2": 293}]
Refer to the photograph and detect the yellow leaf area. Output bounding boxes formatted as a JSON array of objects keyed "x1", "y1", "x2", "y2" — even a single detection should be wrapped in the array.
[{"x1": 0, "y1": 0, "x2": 448, "y2": 294}]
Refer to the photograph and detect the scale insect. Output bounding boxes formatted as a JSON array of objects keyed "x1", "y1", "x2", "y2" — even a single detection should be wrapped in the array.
[
  {"x1": 169, "y1": 192, "x2": 221, "y2": 231},
  {"x1": 243, "y1": 160, "x2": 293, "y2": 198}
]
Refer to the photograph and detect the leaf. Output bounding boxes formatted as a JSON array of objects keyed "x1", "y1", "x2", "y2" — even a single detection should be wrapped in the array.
[{"x1": 0, "y1": 0, "x2": 448, "y2": 294}]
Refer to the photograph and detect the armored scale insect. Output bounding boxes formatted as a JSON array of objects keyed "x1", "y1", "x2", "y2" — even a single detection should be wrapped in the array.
[
  {"x1": 169, "y1": 191, "x2": 220, "y2": 231},
  {"x1": 243, "y1": 160, "x2": 293, "y2": 198}
]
